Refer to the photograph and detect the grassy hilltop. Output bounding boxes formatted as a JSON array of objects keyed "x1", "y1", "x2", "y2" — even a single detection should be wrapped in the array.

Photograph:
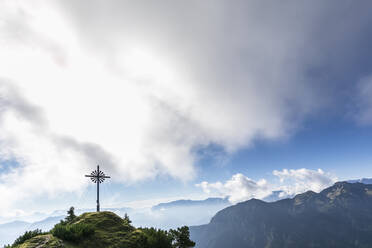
[{"x1": 7, "y1": 211, "x2": 195, "y2": 248}]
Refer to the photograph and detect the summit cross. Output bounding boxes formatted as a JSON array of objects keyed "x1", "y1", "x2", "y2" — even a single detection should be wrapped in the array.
[{"x1": 85, "y1": 165, "x2": 110, "y2": 212}]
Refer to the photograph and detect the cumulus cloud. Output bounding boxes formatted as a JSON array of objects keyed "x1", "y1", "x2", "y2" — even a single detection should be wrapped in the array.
[
  {"x1": 198, "y1": 168, "x2": 337, "y2": 203},
  {"x1": 0, "y1": 0, "x2": 371, "y2": 214},
  {"x1": 272, "y1": 168, "x2": 337, "y2": 196},
  {"x1": 197, "y1": 174, "x2": 271, "y2": 203}
]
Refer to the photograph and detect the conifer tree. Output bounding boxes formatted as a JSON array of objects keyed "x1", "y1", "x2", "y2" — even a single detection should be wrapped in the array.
[
  {"x1": 65, "y1": 206, "x2": 76, "y2": 222},
  {"x1": 170, "y1": 226, "x2": 195, "y2": 248},
  {"x1": 123, "y1": 213, "x2": 132, "y2": 225}
]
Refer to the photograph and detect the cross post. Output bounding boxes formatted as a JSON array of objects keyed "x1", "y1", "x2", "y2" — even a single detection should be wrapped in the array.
[{"x1": 85, "y1": 165, "x2": 110, "y2": 212}]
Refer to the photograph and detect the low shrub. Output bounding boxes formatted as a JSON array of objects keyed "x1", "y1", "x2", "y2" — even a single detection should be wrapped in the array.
[
  {"x1": 10, "y1": 229, "x2": 45, "y2": 247},
  {"x1": 51, "y1": 222, "x2": 94, "y2": 242},
  {"x1": 141, "y1": 227, "x2": 173, "y2": 248}
]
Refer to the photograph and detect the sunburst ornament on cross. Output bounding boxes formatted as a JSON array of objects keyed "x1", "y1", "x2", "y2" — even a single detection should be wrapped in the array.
[{"x1": 85, "y1": 165, "x2": 111, "y2": 212}]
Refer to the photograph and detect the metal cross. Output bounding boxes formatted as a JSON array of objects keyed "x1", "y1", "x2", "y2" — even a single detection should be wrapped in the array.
[{"x1": 85, "y1": 165, "x2": 110, "y2": 212}]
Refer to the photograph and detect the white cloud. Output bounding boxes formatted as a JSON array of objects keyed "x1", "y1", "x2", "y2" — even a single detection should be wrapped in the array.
[
  {"x1": 0, "y1": 0, "x2": 371, "y2": 215},
  {"x1": 273, "y1": 168, "x2": 337, "y2": 196},
  {"x1": 197, "y1": 174, "x2": 271, "y2": 204},
  {"x1": 198, "y1": 168, "x2": 337, "y2": 203},
  {"x1": 0, "y1": 0, "x2": 316, "y2": 214}
]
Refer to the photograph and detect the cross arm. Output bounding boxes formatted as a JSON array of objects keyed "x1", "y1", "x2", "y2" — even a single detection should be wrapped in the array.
[{"x1": 85, "y1": 175, "x2": 111, "y2": 178}]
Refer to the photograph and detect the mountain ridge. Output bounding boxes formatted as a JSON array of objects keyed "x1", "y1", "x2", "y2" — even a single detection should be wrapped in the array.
[{"x1": 190, "y1": 182, "x2": 372, "y2": 248}]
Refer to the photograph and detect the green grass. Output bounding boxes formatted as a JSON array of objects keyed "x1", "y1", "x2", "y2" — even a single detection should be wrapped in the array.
[
  {"x1": 66, "y1": 211, "x2": 146, "y2": 248},
  {"x1": 16, "y1": 234, "x2": 63, "y2": 248}
]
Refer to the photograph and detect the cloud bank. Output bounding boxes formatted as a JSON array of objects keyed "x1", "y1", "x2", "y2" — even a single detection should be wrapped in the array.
[
  {"x1": 1, "y1": 0, "x2": 372, "y2": 214},
  {"x1": 197, "y1": 168, "x2": 337, "y2": 203}
]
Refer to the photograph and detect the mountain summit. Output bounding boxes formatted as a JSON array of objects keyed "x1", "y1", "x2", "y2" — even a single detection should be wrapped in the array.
[
  {"x1": 190, "y1": 182, "x2": 372, "y2": 248},
  {"x1": 9, "y1": 211, "x2": 194, "y2": 248}
]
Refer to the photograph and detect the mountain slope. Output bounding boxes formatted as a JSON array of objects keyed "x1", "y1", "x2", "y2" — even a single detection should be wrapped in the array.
[
  {"x1": 190, "y1": 182, "x2": 372, "y2": 248},
  {"x1": 18, "y1": 234, "x2": 63, "y2": 248}
]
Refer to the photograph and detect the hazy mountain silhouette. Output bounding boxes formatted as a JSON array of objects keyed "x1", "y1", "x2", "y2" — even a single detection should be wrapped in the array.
[
  {"x1": 190, "y1": 182, "x2": 372, "y2": 248},
  {"x1": 0, "y1": 221, "x2": 30, "y2": 246},
  {"x1": 152, "y1": 198, "x2": 229, "y2": 211},
  {"x1": 27, "y1": 216, "x2": 65, "y2": 231},
  {"x1": 348, "y1": 178, "x2": 372, "y2": 184}
]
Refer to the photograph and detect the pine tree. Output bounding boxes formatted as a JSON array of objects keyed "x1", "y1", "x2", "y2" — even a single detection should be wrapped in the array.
[
  {"x1": 65, "y1": 206, "x2": 76, "y2": 222},
  {"x1": 170, "y1": 226, "x2": 195, "y2": 248},
  {"x1": 123, "y1": 213, "x2": 132, "y2": 225}
]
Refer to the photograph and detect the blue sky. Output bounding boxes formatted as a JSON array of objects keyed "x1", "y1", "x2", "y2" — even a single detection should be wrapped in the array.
[
  {"x1": 226, "y1": 119, "x2": 372, "y2": 180},
  {"x1": 1, "y1": 0, "x2": 372, "y2": 221},
  {"x1": 81, "y1": 115, "x2": 372, "y2": 212}
]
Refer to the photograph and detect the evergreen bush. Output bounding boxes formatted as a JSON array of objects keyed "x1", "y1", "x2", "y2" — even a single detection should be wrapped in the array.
[
  {"x1": 10, "y1": 229, "x2": 45, "y2": 247},
  {"x1": 51, "y1": 222, "x2": 94, "y2": 242}
]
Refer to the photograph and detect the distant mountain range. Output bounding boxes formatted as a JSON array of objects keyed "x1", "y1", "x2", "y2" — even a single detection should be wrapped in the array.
[
  {"x1": 0, "y1": 216, "x2": 64, "y2": 247},
  {"x1": 190, "y1": 181, "x2": 372, "y2": 248},
  {"x1": 348, "y1": 178, "x2": 372, "y2": 184},
  {"x1": 152, "y1": 197, "x2": 229, "y2": 211}
]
